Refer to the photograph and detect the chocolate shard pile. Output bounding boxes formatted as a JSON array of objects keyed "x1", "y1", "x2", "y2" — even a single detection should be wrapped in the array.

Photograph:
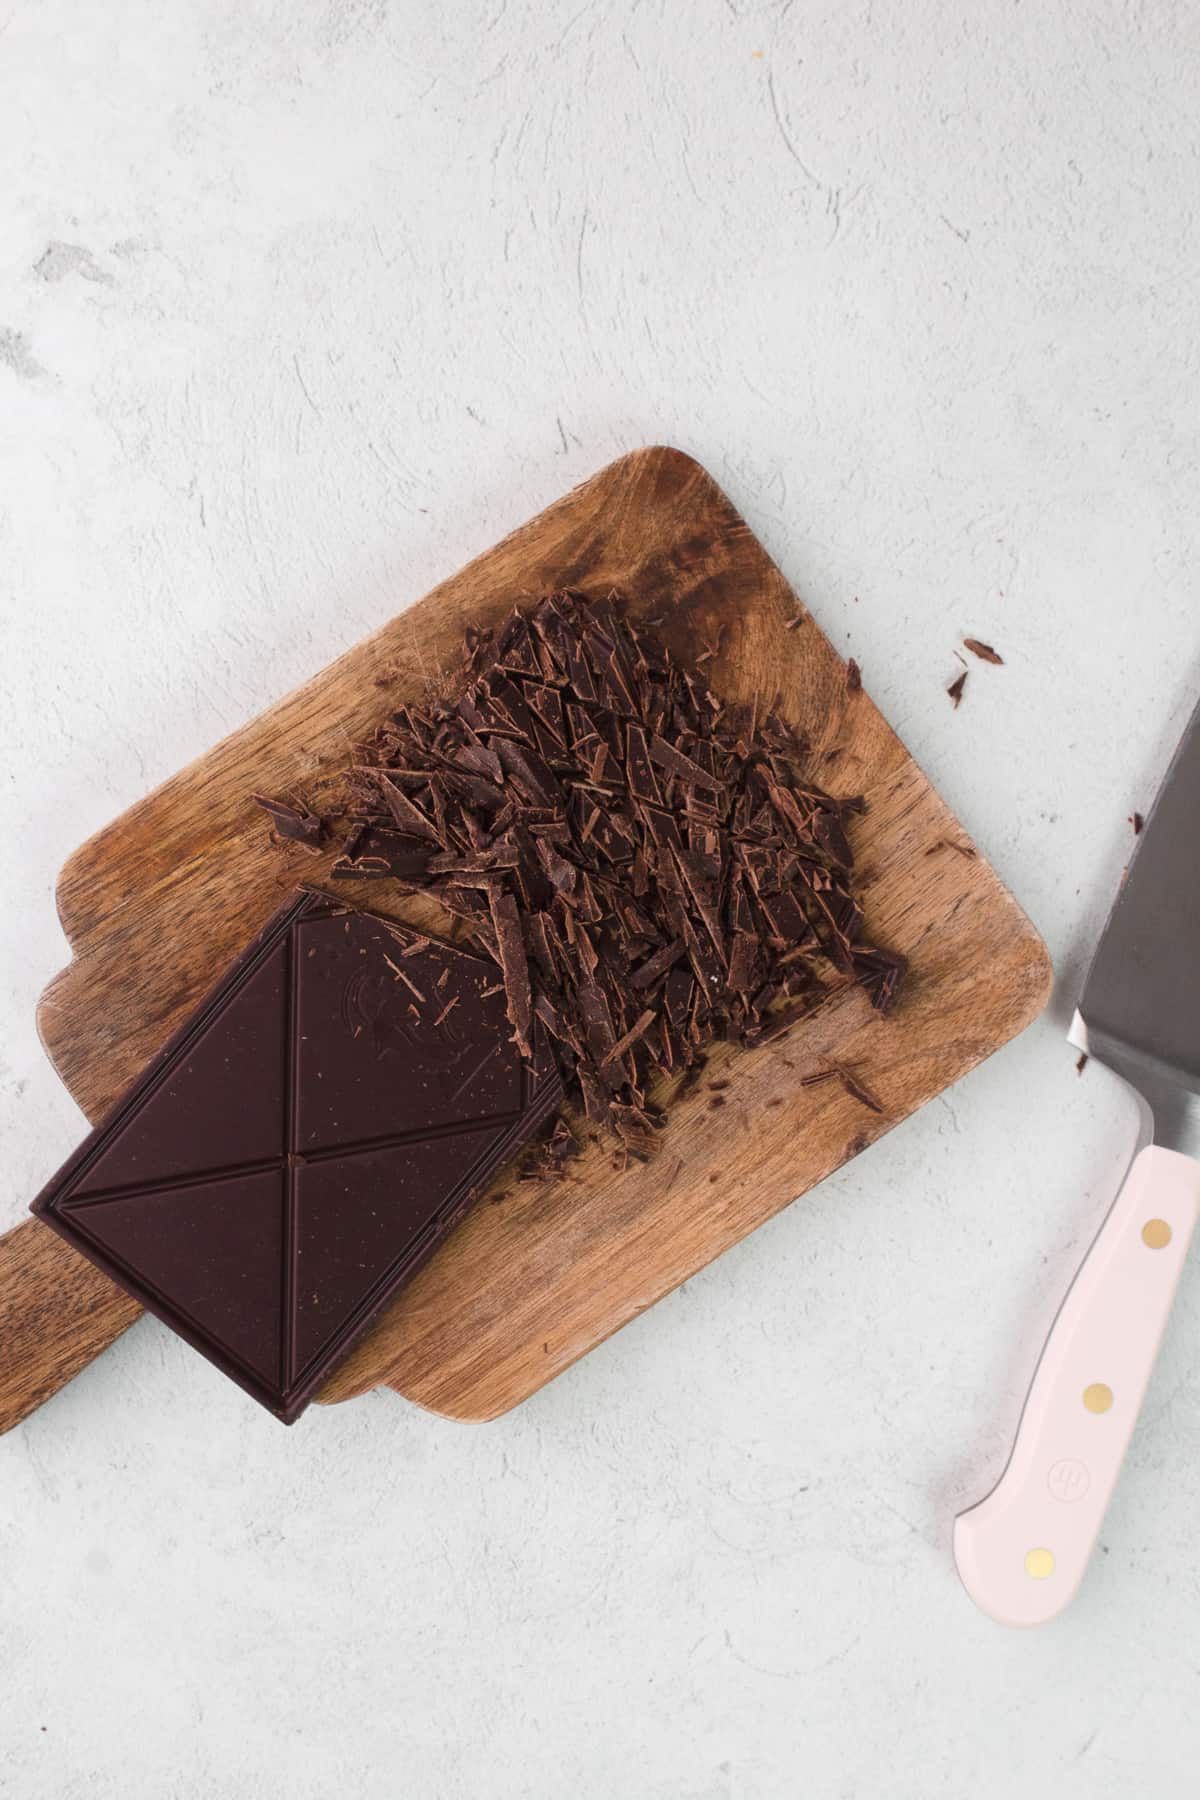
[{"x1": 315, "y1": 590, "x2": 903, "y2": 1158}]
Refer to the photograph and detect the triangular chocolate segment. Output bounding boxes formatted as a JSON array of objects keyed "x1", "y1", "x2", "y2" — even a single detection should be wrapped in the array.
[
  {"x1": 63, "y1": 1167, "x2": 286, "y2": 1392},
  {"x1": 32, "y1": 889, "x2": 564, "y2": 1423},
  {"x1": 72, "y1": 940, "x2": 289, "y2": 1196},
  {"x1": 292, "y1": 911, "x2": 525, "y2": 1151},
  {"x1": 289, "y1": 1125, "x2": 508, "y2": 1381}
]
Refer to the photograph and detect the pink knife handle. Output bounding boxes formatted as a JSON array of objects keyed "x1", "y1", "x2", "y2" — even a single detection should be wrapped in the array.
[{"x1": 955, "y1": 1144, "x2": 1200, "y2": 1626}]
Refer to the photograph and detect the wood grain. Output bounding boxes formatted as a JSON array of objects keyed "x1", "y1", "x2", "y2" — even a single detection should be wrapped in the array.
[
  {"x1": 0, "y1": 1220, "x2": 141, "y2": 1434},
  {"x1": 8, "y1": 447, "x2": 1050, "y2": 1429}
]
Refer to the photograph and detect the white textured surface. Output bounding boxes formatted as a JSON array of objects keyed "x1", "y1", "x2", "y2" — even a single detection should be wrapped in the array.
[{"x1": 2, "y1": 2, "x2": 1200, "y2": 1794}]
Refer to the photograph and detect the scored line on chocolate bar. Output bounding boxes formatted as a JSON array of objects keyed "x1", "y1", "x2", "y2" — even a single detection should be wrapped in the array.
[{"x1": 56, "y1": 1109, "x2": 542, "y2": 1210}]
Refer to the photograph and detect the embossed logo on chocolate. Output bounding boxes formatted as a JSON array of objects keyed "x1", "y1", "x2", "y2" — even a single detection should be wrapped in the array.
[{"x1": 339, "y1": 963, "x2": 471, "y2": 1062}]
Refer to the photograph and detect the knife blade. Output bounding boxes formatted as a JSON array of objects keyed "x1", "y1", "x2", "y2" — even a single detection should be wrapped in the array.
[
  {"x1": 955, "y1": 696, "x2": 1200, "y2": 1626},
  {"x1": 1073, "y1": 696, "x2": 1200, "y2": 1112}
]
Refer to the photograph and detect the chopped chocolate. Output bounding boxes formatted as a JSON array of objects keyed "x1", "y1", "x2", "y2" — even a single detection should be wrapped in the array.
[
  {"x1": 329, "y1": 854, "x2": 393, "y2": 880},
  {"x1": 601, "y1": 1009, "x2": 658, "y2": 1067},
  {"x1": 252, "y1": 793, "x2": 325, "y2": 845},
  {"x1": 963, "y1": 638, "x2": 1004, "y2": 665},
  {"x1": 832, "y1": 1063, "x2": 885, "y2": 1114},
  {"x1": 295, "y1": 590, "x2": 904, "y2": 1149},
  {"x1": 488, "y1": 888, "x2": 533, "y2": 1060},
  {"x1": 947, "y1": 670, "x2": 968, "y2": 709},
  {"x1": 517, "y1": 1116, "x2": 581, "y2": 1181},
  {"x1": 924, "y1": 837, "x2": 977, "y2": 860},
  {"x1": 849, "y1": 946, "x2": 904, "y2": 1015},
  {"x1": 1076, "y1": 1051, "x2": 1089, "y2": 1075},
  {"x1": 30, "y1": 891, "x2": 561, "y2": 1422},
  {"x1": 802, "y1": 1060, "x2": 884, "y2": 1113},
  {"x1": 648, "y1": 734, "x2": 723, "y2": 790},
  {"x1": 1131, "y1": 812, "x2": 1144, "y2": 836},
  {"x1": 845, "y1": 657, "x2": 862, "y2": 694}
]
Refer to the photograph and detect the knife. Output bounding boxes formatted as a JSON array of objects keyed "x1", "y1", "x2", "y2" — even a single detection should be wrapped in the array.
[{"x1": 955, "y1": 696, "x2": 1200, "y2": 1626}]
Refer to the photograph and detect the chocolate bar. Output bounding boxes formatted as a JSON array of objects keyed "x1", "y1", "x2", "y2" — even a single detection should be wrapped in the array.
[{"x1": 31, "y1": 891, "x2": 561, "y2": 1422}]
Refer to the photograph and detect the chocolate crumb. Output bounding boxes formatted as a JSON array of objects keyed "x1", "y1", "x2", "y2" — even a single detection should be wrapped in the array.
[
  {"x1": 947, "y1": 671, "x2": 968, "y2": 708},
  {"x1": 963, "y1": 638, "x2": 1004, "y2": 666},
  {"x1": 1131, "y1": 812, "x2": 1144, "y2": 836},
  {"x1": 1076, "y1": 1051, "x2": 1089, "y2": 1075},
  {"x1": 846, "y1": 657, "x2": 862, "y2": 694}
]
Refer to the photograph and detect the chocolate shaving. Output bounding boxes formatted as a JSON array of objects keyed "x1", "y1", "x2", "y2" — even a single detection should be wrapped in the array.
[
  {"x1": 803, "y1": 1060, "x2": 885, "y2": 1113},
  {"x1": 648, "y1": 734, "x2": 723, "y2": 790},
  {"x1": 924, "y1": 837, "x2": 977, "y2": 860},
  {"x1": 487, "y1": 888, "x2": 533, "y2": 1060},
  {"x1": 1076, "y1": 1051, "x2": 1089, "y2": 1076},
  {"x1": 1131, "y1": 812, "x2": 1144, "y2": 836},
  {"x1": 947, "y1": 671, "x2": 968, "y2": 709},
  {"x1": 845, "y1": 658, "x2": 862, "y2": 694},
  {"x1": 629, "y1": 938, "x2": 686, "y2": 991},
  {"x1": 373, "y1": 772, "x2": 442, "y2": 842},
  {"x1": 294, "y1": 590, "x2": 904, "y2": 1151},
  {"x1": 382, "y1": 955, "x2": 425, "y2": 1003},
  {"x1": 329, "y1": 855, "x2": 393, "y2": 880},
  {"x1": 252, "y1": 793, "x2": 325, "y2": 845},
  {"x1": 601, "y1": 1009, "x2": 658, "y2": 1067},
  {"x1": 517, "y1": 1116, "x2": 581, "y2": 1181},
  {"x1": 963, "y1": 638, "x2": 1004, "y2": 665}
]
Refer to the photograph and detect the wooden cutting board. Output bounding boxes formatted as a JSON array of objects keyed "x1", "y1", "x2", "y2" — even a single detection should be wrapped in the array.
[{"x1": 2, "y1": 447, "x2": 1050, "y2": 1431}]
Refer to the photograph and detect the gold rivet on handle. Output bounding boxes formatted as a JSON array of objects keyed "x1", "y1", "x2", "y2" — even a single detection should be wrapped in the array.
[
  {"x1": 1142, "y1": 1218, "x2": 1172, "y2": 1249},
  {"x1": 1083, "y1": 1382, "x2": 1113, "y2": 1414},
  {"x1": 1025, "y1": 1547, "x2": 1056, "y2": 1580}
]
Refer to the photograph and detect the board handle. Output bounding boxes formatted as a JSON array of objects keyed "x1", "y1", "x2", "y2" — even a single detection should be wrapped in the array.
[
  {"x1": 954, "y1": 1145, "x2": 1200, "y2": 1626},
  {"x1": 0, "y1": 1218, "x2": 142, "y2": 1434}
]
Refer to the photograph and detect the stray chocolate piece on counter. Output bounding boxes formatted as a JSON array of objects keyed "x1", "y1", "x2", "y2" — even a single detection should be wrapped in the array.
[
  {"x1": 963, "y1": 638, "x2": 1004, "y2": 666},
  {"x1": 947, "y1": 670, "x2": 968, "y2": 709}
]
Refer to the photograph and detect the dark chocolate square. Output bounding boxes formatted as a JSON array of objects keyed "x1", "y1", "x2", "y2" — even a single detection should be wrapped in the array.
[{"x1": 31, "y1": 892, "x2": 561, "y2": 1422}]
